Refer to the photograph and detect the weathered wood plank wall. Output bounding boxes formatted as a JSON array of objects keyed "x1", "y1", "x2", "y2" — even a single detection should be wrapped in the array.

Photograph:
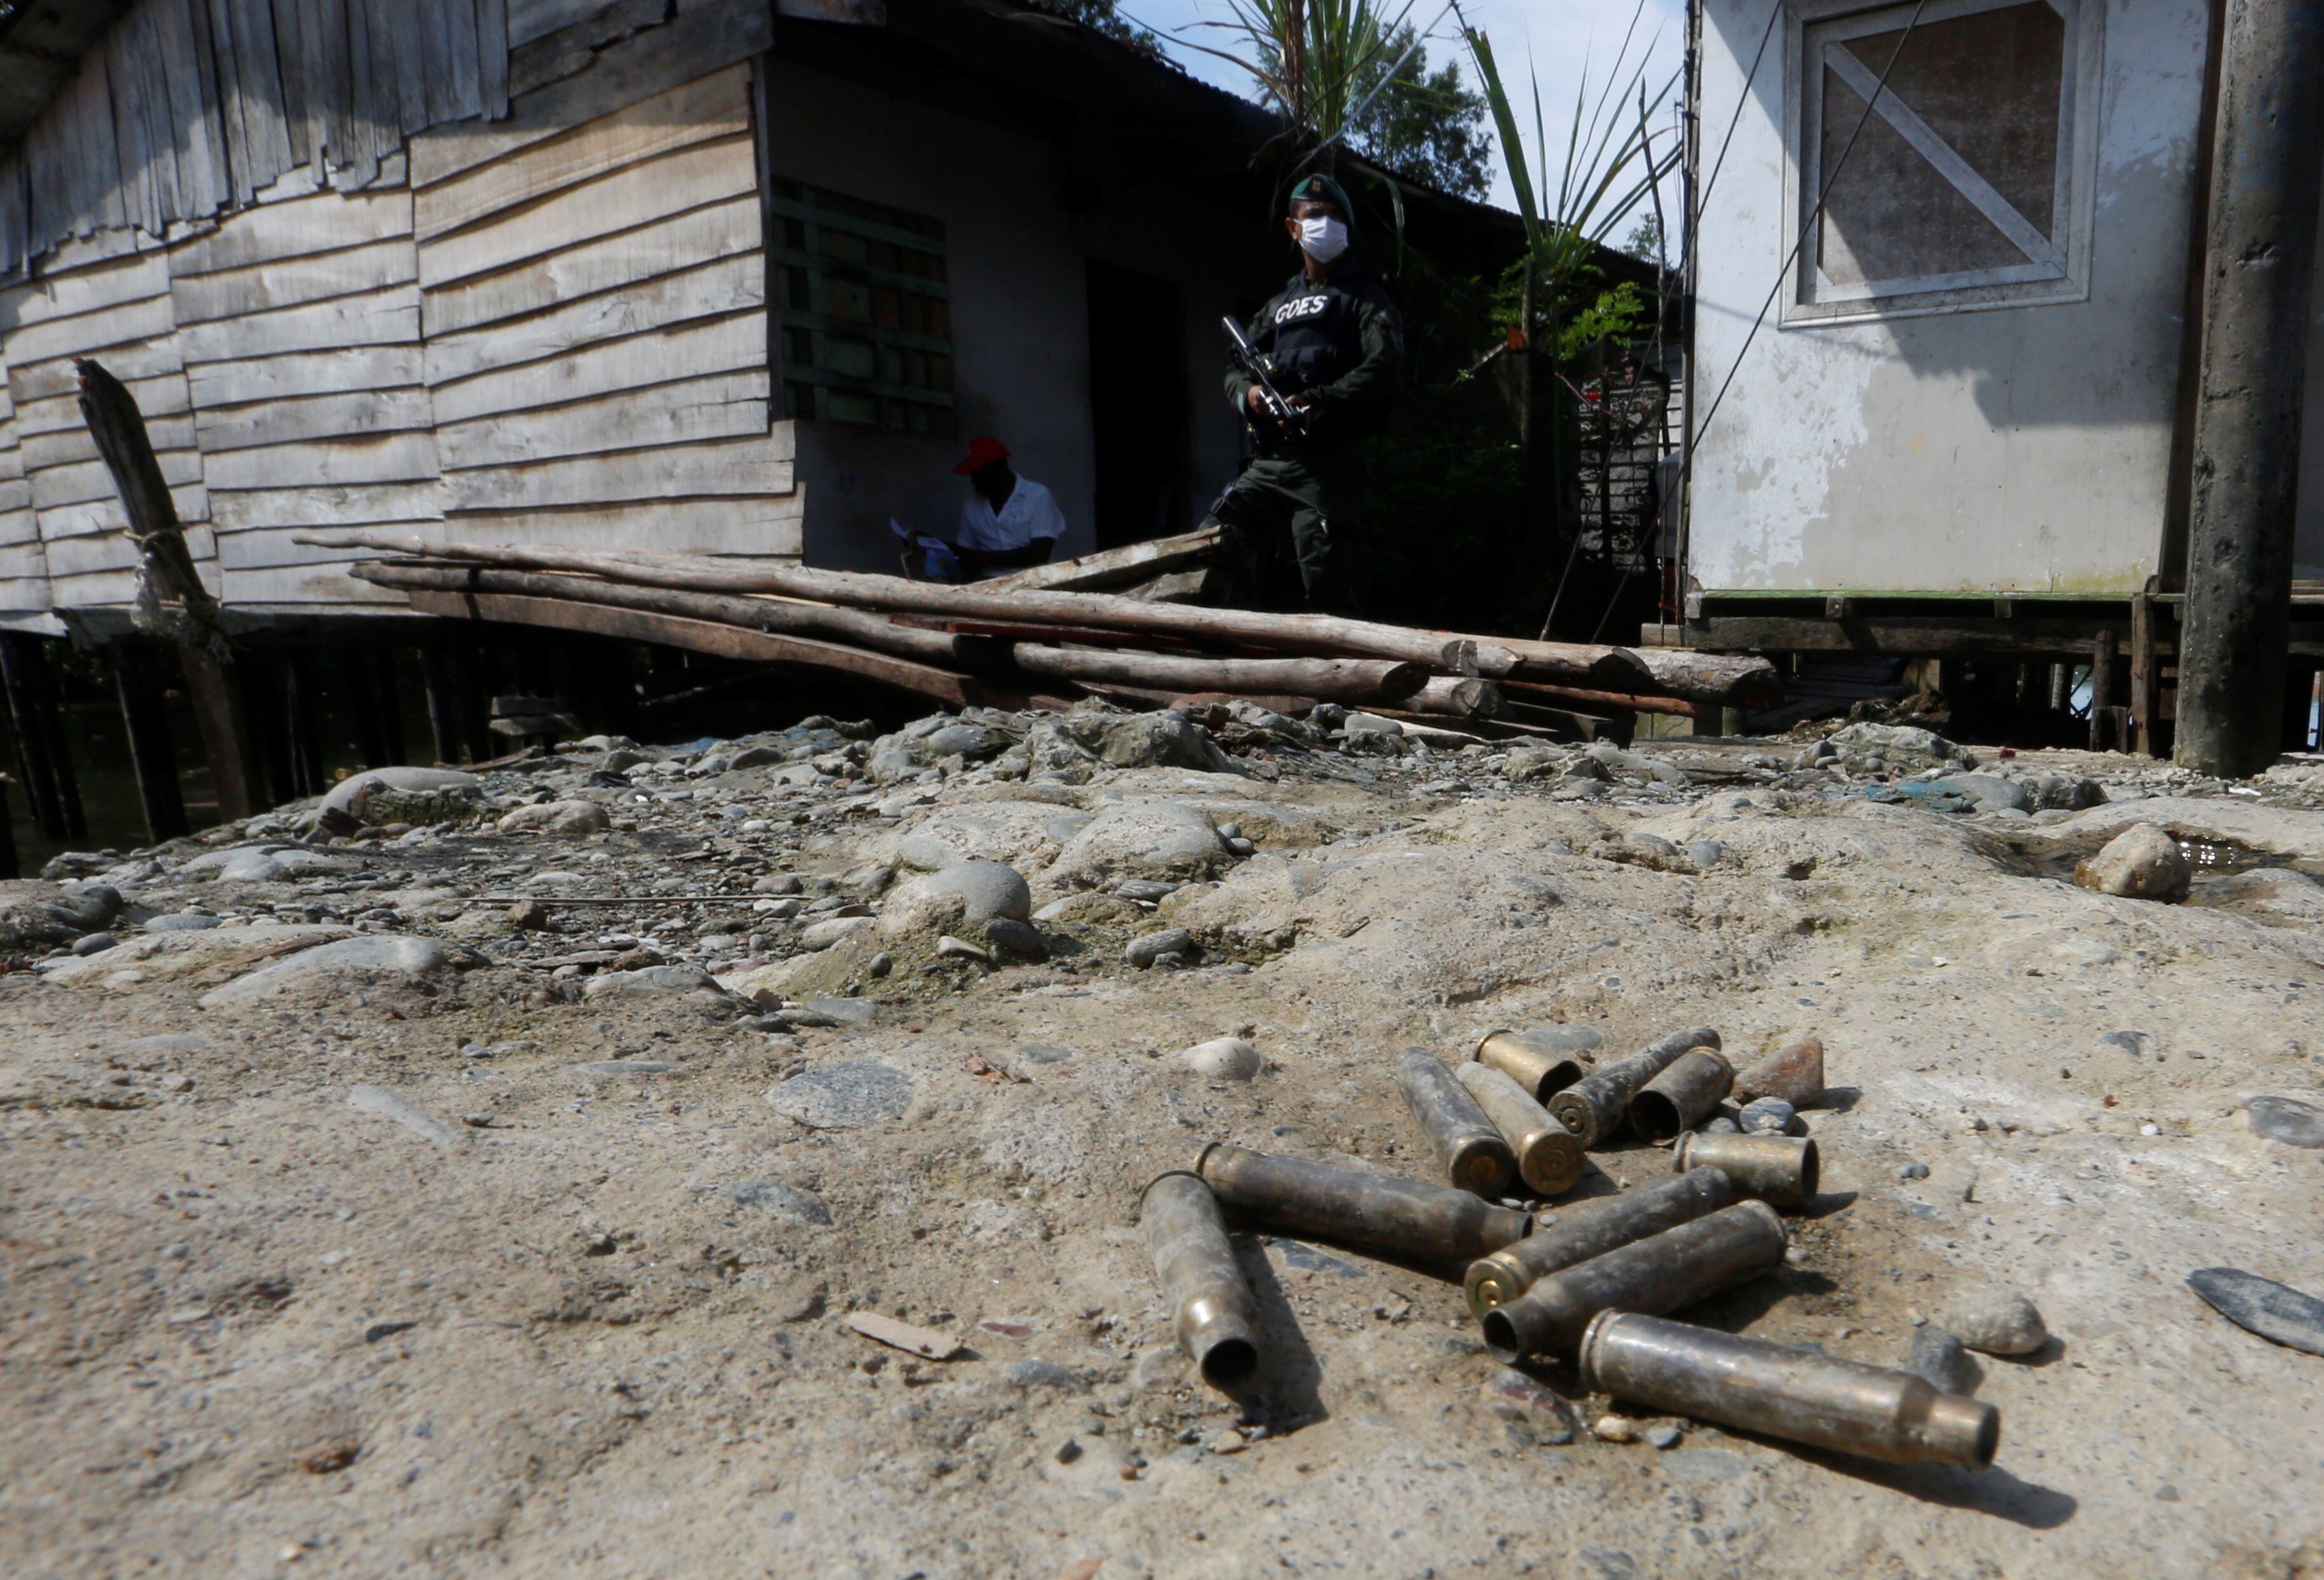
[
  {"x1": 0, "y1": 339, "x2": 44, "y2": 617},
  {"x1": 173, "y1": 179, "x2": 441, "y2": 608},
  {"x1": 416, "y1": 62, "x2": 799, "y2": 559},
  {"x1": 0, "y1": 0, "x2": 789, "y2": 622},
  {"x1": 2, "y1": 231, "x2": 218, "y2": 610}
]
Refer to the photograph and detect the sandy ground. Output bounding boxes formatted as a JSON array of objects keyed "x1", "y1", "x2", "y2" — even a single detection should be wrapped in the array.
[{"x1": 6, "y1": 708, "x2": 2324, "y2": 1579}]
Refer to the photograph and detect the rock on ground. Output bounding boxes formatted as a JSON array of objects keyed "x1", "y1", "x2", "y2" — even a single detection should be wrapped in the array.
[{"x1": 2077, "y1": 823, "x2": 2193, "y2": 900}]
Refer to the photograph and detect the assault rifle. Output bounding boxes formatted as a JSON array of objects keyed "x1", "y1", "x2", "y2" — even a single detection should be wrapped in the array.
[{"x1": 1222, "y1": 316, "x2": 1307, "y2": 448}]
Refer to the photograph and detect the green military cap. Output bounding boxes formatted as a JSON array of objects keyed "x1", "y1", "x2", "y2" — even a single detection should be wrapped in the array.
[{"x1": 1286, "y1": 173, "x2": 1355, "y2": 234}]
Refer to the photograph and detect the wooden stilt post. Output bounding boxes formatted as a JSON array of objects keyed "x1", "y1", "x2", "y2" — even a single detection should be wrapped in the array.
[
  {"x1": 284, "y1": 653, "x2": 323, "y2": 797},
  {"x1": 0, "y1": 631, "x2": 65, "y2": 840},
  {"x1": 0, "y1": 772, "x2": 18, "y2": 879},
  {"x1": 114, "y1": 641, "x2": 188, "y2": 843},
  {"x1": 458, "y1": 639, "x2": 494, "y2": 765},
  {"x1": 2089, "y1": 631, "x2": 2117, "y2": 752},
  {"x1": 374, "y1": 650, "x2": 407, "y2": 764},
  {"x1": 418, "y1": 641, "x2": 461, "y2": 765},
  {"x1": 2129, "y1": 592, "x2": 2158, "y2": 756},
  {"x1": 239, "y1": 655, "x2": 293, "y2": 807},
  {"x1": 75, "y1": 359, "x2": 260, "y2": 819},
  {"x1": 347, "y1": 648, "x2": 390, "y2": 768}
]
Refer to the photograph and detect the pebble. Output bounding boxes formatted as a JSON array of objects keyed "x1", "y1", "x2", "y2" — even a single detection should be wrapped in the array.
[
  {"x1": 2246, "y1": 1095, "x2": 2324, "y2": 1149},
  {"x1": 1898, "y1": 1162, "x2": 1930, "y2": 1180},
  {"x1": 1125, "y1": 928, "x2": 1193, "y2": 967},
  {"x1": 2074, "y1": 823, "x2": 2191, "y2": 900},
  {"x1": 1001, "y1": 1358, "x2": 1086, "y2": 1391},
  {"x1": 984, "y1": 918, "x2": 1045, "y2": 957},
  {"x1": 937, "y1": 934, "x2": 992, "y2": 964},
  {"x1": 714, "y1": 1178, "x2": 832, "y2": 1227},
  {"x1": 765, "y1": 1060, "x2": 913, "y2": 1129},
  {"x1": 69, "y1": 932, "x2": 118, "y2": 956},
  {"x1": 1942, "y1": 1289, "x2": 2048, "y2": 1356},
  {"x1": 1592, "y1": 1416, "x2": 1636, "y2": 1443},
  {"x1": 1179, "y1": 1036, "x2": 1263, "y2": 1080},
  {"x1": 1738, "y1": 1097, "x2": 1797, "y2": 1135},
  {"x1": 1643, "y1": 1423, "x2": 1683, "y2": 1449},
  {"x1": 1904, "y1": 1326, "x2": 1982, "y2": 1395},
  {"x1": 142, "y1": 913, "x2": 220, "y2": 932},
  {"x1": 2187, "y1": 1267, "x2": 2324, "y2": 1358}
]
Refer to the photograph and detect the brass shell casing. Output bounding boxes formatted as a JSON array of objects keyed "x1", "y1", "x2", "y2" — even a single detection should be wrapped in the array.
[
  {"x1": 1673, "y1": 1130, "x2": 1820, "y2": 1208},
  {"x1": 1628, "y1": 1048, "x2": 1737, "y2": 1145},
  {"x1": 1140, "y1": 1171, "x2": 1260, "y2": 1389},
  {"x1": 1578, "y1": 1311, "x2": 1999, "y2": 1467},
  {"x1": 1454, "y1": 1060, "x2": 1587, "y2": 1198},
  {"x1": 1547, "y1": 1026, "x2": 1722, "y2": 1149},
  {"x1": 1463, "y1": 1167, "x2": 1737, "y2": 1320},
  {"x1": 1473, "y1": 1028, "x2": 1593, "y2": 1103},
  {"x1": 1392, "y1": 1047, "x2": 1518, "y2": 1199},
  {"x1": 1194, "y1": 1142, "x2": 1533, "y2": 1264},
  {"x1": 1480, "y1": 1199, "x2": 1786, "y2": 1362}
]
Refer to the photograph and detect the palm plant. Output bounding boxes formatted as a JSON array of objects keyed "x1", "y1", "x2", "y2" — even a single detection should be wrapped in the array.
[
  {"x1": 1461, "y1": 0, "x2": 1680, "y2": 352},
  {"x1": 1179, "y1": 0, "x2": 1431, "y2": 166}
]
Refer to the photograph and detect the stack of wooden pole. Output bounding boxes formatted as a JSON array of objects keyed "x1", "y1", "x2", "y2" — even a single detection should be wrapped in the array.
[{"x1": 298, "y1": 528, "x2": 1781, "y2": 735}]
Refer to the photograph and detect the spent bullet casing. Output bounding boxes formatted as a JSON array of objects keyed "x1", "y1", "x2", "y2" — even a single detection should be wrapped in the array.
[
  {"x1": 1392, "y1": 1047, "x2": 1518, "y2": 1198},
  {"x1": 1549, "y1": 1026, "x2": 1722, "y2": 1148},
  {"x1": 1579, "y1": 1311, "x2": 2000, "y2": 1467},
  {"x1": 1454, "y1": 1060, "x2": 1586, "y2": 1197},
  {"x1": 1464, "y1": 1166, "x2": 1737, "y2": 1320},
  {"x1": 1140, "y1": 1172, "x2": 1260, "y2": 1389},
  {"x1": 1481, "y1": 1199, "x2": 1786, "y2": 1362},
  {"x1": 1195, "y1": 1142, "x2": 1533, "y2": 1264},
  {"x1": 1474, "y1": 1028, "x2": 1592, "y2": 1102},
  {"x1": 1674, "y1": 1130, "x2": 1820, "y2": 1208},
  {"x1": 1629, "y1": 1048, "x2": 1737, "y2": 1145}
]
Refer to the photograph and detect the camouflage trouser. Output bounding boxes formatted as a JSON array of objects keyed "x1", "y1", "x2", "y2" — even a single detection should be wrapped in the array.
[{"x1": 1203, "y1": 448, "x2": 1366, "y2": 615}]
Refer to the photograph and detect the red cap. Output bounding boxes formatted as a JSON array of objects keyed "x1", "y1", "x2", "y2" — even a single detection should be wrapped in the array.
[{"x1": 952, "y1": 436, "x2": 1010, "y2": 474}]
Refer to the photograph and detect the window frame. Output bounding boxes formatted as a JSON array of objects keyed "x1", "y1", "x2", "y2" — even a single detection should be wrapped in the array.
[
  {"x1": 766, "y1": 178, "x2": 958, "y2": 436},
  {"x1": 1779, "y1": 0, "x2": 2106, "y2": 326}
]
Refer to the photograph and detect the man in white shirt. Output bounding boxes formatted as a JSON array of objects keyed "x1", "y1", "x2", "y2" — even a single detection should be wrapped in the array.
[{"x1": 950, "y1": 436, "x2": 1065, "y2": 578}]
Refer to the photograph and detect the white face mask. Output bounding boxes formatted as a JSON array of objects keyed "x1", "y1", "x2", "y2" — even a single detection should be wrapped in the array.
[{"x1": 1299, "y1": 215, "x2": 1349, "y2": 264}]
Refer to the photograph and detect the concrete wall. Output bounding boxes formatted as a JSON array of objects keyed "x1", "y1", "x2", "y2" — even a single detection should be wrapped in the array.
[
  {"x1": 2296, "y1": 184, "x2": 2324, "y2": 580},
  {"x1": 1690, "y1": 0, "x2": 2211, "y2": 596},
  {"x1": 765, "y1": 57, "x2": 1264, "y2": 574}
]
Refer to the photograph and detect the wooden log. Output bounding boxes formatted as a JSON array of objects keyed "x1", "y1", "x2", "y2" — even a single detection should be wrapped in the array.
[
  {"x1": 361, "y1": 561, "x2": 1426, "y2": 704},
  {"x1": 1503, "y1": 679, "x2": 1714, "y2": 721},
  {"x1": 305, "y1": 529, "x2": 1645, "y2": 687},
  {"x1": 983, "y1": 526, "x2": 1223, "y2": 594},
  {"x1": 357, "y1": 561, "x2": 971, "y2": 667},
  {"x1": 1403, "y1": 676, "x2": 1503, "y2": 720},
  {"x1": 1010, "y1": 645, "x2": 1425, "y2": 705},
  {"x1": 76, "y1": 358, "x2": 260, "y2": 820},
  {"x1": 1582, "y1": 645, "x2": 1781, "y2": 707},
  {"x1": 397, "y1": 587, "x2": 1046, "y2": 711}
]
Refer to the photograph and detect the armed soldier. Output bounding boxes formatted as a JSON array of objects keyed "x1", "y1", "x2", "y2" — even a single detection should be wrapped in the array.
[{"x1": 1212, "y1": 173, "x2": 1403, "y2": 614}]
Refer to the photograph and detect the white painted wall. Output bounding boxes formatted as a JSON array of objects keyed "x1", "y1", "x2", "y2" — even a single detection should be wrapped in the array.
[
  {"x1": 1690, "y1": 0, "x2": 2210, "y2": 596},
  {"x1": 761, "y1": 58, "x2": 1261, "y2": 574}
]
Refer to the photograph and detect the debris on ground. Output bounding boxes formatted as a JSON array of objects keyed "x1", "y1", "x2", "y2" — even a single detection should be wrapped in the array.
[{"x1": 9, "y1": 701, "x2": 2324, "y2": 1572}]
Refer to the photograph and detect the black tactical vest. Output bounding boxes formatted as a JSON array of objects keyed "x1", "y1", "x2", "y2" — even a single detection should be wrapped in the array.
[{"x1": 1253, "y1": 265, "x2": 1375, "y2": 394}]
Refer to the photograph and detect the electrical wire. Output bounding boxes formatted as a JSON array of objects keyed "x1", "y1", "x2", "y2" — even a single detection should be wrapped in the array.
[{"x1": 1688, "y1": 0, "x2": 1930, "y2": 454}]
